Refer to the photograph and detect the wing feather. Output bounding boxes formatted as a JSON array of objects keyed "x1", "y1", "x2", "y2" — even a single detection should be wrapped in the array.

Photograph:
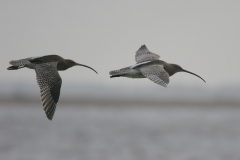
[
  {"x1": 139, "y1": 65, "x2": 169, "y2": 87},
  {"x1": 135, "y1": 45, "x2": 160, "y2": 63},
  {"x1": 33, "y1": 62, "x2": 62, "y2": 120}
]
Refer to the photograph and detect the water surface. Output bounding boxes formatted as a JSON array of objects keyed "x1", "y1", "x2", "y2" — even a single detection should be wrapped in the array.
[{"x1": 0, "y1": 103, "x2": 240, "y2": 160}]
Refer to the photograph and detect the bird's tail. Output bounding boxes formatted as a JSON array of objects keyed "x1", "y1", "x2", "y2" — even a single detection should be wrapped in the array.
[
  {"x1": 8, "y1": 59, "x2": 31, "y2": 70},
  {"x1": 109, "y1": 66, "x2": 131, "y2": 78},
  {"x1": 110, "y1": 75, "x2": 121, "y2": 78},
  {"x1": 7, "y1": 66, "x2": 24, "y2": 70}
]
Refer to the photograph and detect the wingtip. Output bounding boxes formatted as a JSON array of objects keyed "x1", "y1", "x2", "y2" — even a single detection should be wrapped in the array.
[
  {"x1": 138, "y1": 45, "x2": 149, "y2": 52},
  {"x1": 47, "y1": 115, "x2": 53, "y2": 121},
  {"x1": 140, "y1": 44, "x2": 147, "y2": 49}
]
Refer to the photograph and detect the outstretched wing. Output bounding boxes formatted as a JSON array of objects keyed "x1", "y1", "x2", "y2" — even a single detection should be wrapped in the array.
[
  {"x1": 33, "y1": 62, "x2": 62, "y2": 120},
  {"x1": 135, "y1": 45, "x2": 160, "y2": 63},
  {"x1": 139, "y1": 64, "x2": 169, "y2": 87}
]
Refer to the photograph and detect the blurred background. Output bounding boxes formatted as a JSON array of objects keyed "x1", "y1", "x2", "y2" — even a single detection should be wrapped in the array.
[{"x1": 1, "y1": 1, "x2": 240, "y2": 160}]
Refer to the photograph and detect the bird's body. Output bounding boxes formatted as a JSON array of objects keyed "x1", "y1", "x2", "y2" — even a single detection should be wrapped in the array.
[
  {"x1": 110, "y1": 45, "x2": 205, "y2": 87},
  {"x1": 124, "y1": 69, "x2": 145, "y2": 78},
  {"x1": 8, "y1": 55, "x2": 97, "y2": 120}
]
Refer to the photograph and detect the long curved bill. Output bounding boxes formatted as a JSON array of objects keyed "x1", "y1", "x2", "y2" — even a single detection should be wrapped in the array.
[
  {"x1": 182, "y1": 69, "x2": 205, "y2": 82},
  {"x1": 77, "y1": 63, "x2": 98, "y2": 74}
]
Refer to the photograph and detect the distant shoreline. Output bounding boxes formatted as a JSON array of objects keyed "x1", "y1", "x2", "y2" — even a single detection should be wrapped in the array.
[{"x1": 1, "y1": 98, "x2": 239, "y2": 107}]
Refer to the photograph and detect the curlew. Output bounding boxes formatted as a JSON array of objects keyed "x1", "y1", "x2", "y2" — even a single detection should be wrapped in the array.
[
  {"x1": 8, "y1": 55, "x2": 98, "y2": 120},
  {"x1": 109, "y1": 45, "x2": 205, "y2": 87}
]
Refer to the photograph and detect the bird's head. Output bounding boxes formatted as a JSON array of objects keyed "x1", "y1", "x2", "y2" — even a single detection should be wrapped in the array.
[
  {"x1": 170, "y1": 64, "x2": 206, "y2": 82},
  {"x1": 65, "y1": 59, "x2": 98, "y2": 74},
  {"x1": 65, "y1": 59, "x2": 78, "y2": 67},
  {"x1": 171, "y1": 64, "x2": 183, "y2": 72}
]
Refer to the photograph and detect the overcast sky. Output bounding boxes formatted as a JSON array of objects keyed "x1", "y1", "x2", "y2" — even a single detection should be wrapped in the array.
[{"x1": 1, "y1": 1, "x2": 240, "y2": 89}]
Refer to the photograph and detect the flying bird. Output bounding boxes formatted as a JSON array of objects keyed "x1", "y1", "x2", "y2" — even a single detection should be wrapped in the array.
[
  {"x1": 110, "y1": 45, "x2": 205, "y2": 86},
  {"x1": 8, "y1": 55, "x2": 98, "y2": 120}
]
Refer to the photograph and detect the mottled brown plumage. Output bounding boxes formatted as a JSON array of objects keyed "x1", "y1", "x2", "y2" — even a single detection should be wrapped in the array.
[{"x1": 7, "y1": 55, "x2": 97, "y2": 120}]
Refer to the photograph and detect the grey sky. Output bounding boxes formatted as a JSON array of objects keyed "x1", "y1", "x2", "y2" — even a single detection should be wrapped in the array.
[{"x1": 1, "y1": 1, "x2": 240, "y2": 88}]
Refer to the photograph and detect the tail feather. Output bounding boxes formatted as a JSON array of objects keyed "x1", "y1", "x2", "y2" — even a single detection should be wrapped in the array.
[
  {"x1": 8, "y1": 58, "x2": 31, "y2": 70},
  {"x1": 110, "y1": 75, "x2": 121, "y2": 78},
  {"x1": 9, "y1": 59, "x2": 30, "y2": 66},
  {"x1": 7, "y1": 66, "x2": 24, "y2": 70},
  {"x1": 109, "y1": 66, "x2": 131, "y2": 77}
]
